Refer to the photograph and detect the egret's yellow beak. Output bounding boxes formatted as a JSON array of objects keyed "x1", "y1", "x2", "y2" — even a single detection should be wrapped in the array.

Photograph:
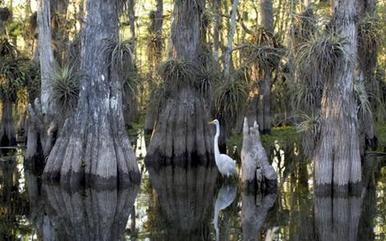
[{"x1": 208, "y1": 120, "x2": 215, "y2": 125}]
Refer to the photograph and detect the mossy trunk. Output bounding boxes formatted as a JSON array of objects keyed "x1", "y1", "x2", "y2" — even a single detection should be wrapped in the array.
[
  {"x1": 313, "y1": 0, "x2": 361, "y2": 194},
  {"x1": 146, "y1": 0, "x2": 213, "y2": 165},
  {"x1": 43, "y1": 0, "x2": 140, "y2": 188},
  {"x1": 0, "y1": 100, "x2": 16, "y2": 147}
]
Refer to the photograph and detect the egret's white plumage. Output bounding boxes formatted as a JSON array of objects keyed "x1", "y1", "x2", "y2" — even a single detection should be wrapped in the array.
[{"x1": 209, "y1": 119, "x2": 237, "y2": 177}]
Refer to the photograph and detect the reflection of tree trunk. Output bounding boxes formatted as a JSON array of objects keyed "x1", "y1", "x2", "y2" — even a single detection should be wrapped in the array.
[
  {"x1": 0, "y1": 100, "x2": 16, "y2": 146},
  {"x1": 314, "y1": 195, "x2": 362, "y2": 241},
  {"x1": 147, "y1": 164, "x2": 218, "y2": 241},
  {"x1": 41, "y1": 184, "x2": 139, "y2": 241},
  {"x1": 241, "y1": 190, "x2": 276, "y2": 241},
  {"x1": 43, "y1": 0, "x2": 140, "y2": 187}
]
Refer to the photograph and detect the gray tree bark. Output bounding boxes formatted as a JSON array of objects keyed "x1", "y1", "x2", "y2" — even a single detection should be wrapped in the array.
[
  {"x1": 37, "y1": 0, "x2": 55, "y2": 116},
  {"x1": 146, "y1": 0, "x2": 213, "y2": 165},
  {"x1": 313, "y1": 0, "x2": 361, "y2": 194},
  {"x1": 26, "y1": 0, "x2": 58, "y2": 165},
  {"x1": 212, "y1": 0, "x2": 221, "y2": 62},
  {"x1": 223, "y1": 0, "x2": 239, "y2": 81},
  {"x1": 241, "y1": 118, "x2": 277, "y2": 190},
  {"x1": 43, "y1": 0, "x2": 140, "y2": 187}
]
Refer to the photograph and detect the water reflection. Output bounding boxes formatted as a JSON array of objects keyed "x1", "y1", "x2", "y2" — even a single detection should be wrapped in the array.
[
  {"x1": 147, "y1": 164, "x2": 218, "y2": 241},
  {"x1": 314, "y1": 194, "x2": 362, "y2": 241},
  {"x1": 241, "y1": 190, "x2": 277, "y2": 241},
  {"x1": 0, "y1": 142, "x2": 386, "y2": 240},
  {"x1": 213, "y1": 184, "x2": 237, "y2": 241},
  {"x1": 25, "y1": 168, "x2": 139, "y2": 241}
]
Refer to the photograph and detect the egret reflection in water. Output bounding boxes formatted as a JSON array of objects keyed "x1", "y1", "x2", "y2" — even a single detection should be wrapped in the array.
[{"x1": 213, "y1": 183, "x2": 237, "y2": 241}]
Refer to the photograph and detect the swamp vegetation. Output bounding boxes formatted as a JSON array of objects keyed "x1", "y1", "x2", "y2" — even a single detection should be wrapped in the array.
[{"x1": 0, "y1": 0, "x2": 386, "y2": 240}]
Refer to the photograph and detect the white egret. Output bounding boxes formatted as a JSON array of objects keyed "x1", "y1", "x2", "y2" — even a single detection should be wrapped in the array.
[{"x1": 209, "y1": 119, "x2": 237, "y2": 177}]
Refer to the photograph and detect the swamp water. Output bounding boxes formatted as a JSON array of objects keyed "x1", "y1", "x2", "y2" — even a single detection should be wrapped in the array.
[{"x1": 0, "y1": 131, "x2": 385, "y2": 241}]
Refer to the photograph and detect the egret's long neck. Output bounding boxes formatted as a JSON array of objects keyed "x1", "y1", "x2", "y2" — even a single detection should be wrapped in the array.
[{"x1": 214, "y1": 122, "x2": 220, "y2": 158}]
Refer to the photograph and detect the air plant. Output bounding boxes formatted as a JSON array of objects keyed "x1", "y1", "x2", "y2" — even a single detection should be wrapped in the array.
[
  {"x1": 0, "y1": 37, "x2": 18, "y2": 58},
  {"x1": 51, "y1": 64, "x2": 79, "y2": 113},
  {"x1": 159, "y1": 59, "x2": 200, "y2": 92},
  {"x1": 0, "y1": 57, "x2": 27, "y2": 102},
  {"x1": 102, "y1": 38, "x2": 134, "y2": 82},
  {"x1": 214, "y1": 72, "x2": 248, "y2": 123},
  {"x1": 354, "y1": 77, "x2": 372, "y2": 120},
  {"x1": 238, "y1": 27, "x2": 284, "y2": 72},
  {"x1": 358, "y1": 15, "x2": 381, "y2": 50}
]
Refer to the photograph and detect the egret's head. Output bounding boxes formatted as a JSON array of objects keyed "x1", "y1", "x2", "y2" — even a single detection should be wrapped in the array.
[{"x1": 208, "y1": 119, "x2": 219, "y2": 125}]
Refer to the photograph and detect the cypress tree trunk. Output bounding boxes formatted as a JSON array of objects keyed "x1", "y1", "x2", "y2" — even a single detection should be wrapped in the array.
[
  {"x1": 26, "y1": 0, "x2": 58, "y2": 165},
  {"x1": 144, "y1": 0, "x2": 163, "y2": 135},
  {"x1": 357, "y1": 0, "x2": 377, "y2": 150},
  {"x1": 313, "y1": 0, "x2": 361, "y2": 194},
  {"x1": 146, "y1": 0, "x2": 213, "y2": 165},
  {"x1": 258, "y1": 0, "x2": 273, "y2": 134},
  {"x1": 212, "y1": 0, "x2": 221, "y2": 62},
  {"x1": 0, "y1": 100, "x2": 16, "y2": 146},
  {"x1": 43, "y1": 0, "x2": 140, "y2": 187},
  {"x1": 37, "y1": 0, "x2": 55, "y2": 115},
  {"x1": 51, "y1": 0, "x2": 69, "y2": 63}
]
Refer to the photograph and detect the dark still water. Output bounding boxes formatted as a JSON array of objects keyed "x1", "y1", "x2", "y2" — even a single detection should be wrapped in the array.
[{"x1": 0, "y1": 135, "x2": 385, "y2": 241}]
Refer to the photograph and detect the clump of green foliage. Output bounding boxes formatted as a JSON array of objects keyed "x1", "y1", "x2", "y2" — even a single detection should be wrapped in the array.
[
  {"x1": 358, "y1": 15, "x2": 381, "y2": 50},
  {"x1": 0, "y1": 38, "x2": 28, "y2": 102},
  {"x1": 159, "y1": 59, "x2": 200, "y2": 92},
  {"x1": 214, "y1": 70, "x2": 248, "y2": 123},
  {"x1": 102, "y1": 38, "x2": 134, "y2": 81},
  {"x1": 51, "y1": 64, "x2": 79, "y2": 113},
  {"x1": 240, "y1": 28, "x2": 284, "y2": 72}
]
